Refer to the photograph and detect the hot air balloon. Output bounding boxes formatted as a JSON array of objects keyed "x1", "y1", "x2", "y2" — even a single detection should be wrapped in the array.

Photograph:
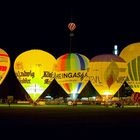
[
  {"x1": 14, "y1": 49, "x2": 56, "y2": 103},
  {"x1": 55, "y1": 53, "x2": 89, "y2": 100},
  {"x1": 68, "y1": 22, "x2": 76, "y2": 32},
  {"x1": 119, "y1": 42, "x2": 140, "y2": 93},
  {"x1": 0, "y1": 48, "x2": 10, "y2": 86},
  {"x1": 88, "y1": 54, "x2": 127, "y2": 101}
]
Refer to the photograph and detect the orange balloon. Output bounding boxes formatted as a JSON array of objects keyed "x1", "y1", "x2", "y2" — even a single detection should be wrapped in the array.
[{"x1": 68, "y1": 22, "x2": 76, "y2": 31}]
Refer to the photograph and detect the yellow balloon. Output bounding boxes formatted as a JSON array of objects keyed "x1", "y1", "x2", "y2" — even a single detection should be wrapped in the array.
[
  {"x1": 119, "y1": 42, "x2": 140, "y2": 92},
  {"x1": 88, "y1": 54, "x2": 127, "y2": 98},
  {"x1": 14, "y1": 49, "x2": 56, "y2": 102},
  {"x1": 0, "y1": 48, "x2": 10, "y2": 85},
  {"x1": 119, "y1": 42, "x2": 140, "y2": 62}
]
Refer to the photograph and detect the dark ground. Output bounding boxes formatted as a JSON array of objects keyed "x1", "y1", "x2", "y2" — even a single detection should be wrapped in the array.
[{"x1": 0, "y1": 105, "x2": 140, "y2": 139}]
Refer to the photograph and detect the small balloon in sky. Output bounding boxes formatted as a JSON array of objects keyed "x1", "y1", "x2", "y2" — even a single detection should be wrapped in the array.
[
  {"x1": 0, "y1": 48, "x2": 10, "y2": 86},
  {"x1": 14, "y1": 49, "x2": 56, "y2": 102},
  {"x1": 68, "y1": 22, "x2": 76, "y2": 32}
]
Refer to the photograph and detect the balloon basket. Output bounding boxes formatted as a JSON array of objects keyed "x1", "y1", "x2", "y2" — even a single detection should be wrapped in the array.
[
  {"x1": 70, "y1": 93, "x2": 79, "y2": 102},
  {"x1": 31, "y1": 101, "x2": 37, "y2": 106}
]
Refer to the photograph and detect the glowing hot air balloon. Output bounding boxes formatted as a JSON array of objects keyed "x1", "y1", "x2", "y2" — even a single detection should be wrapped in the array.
[
  {"x1": 88, "y1": 54, "x2": 127, "y2": 100},
  {"x1": 14, "y1": 49, "x2": 56, "y2": 102},
  {"x1": 119, "y1": 42, "x2": 140, "y2": 93},
  {"x1": 0, "y1": 48, "x2": 10, "y2": 85},
  {"x1": 68, "y1": 22, "x2": 76, "y2": 32},
  {"x1": 55, "y1": 53, "x2": 89, "y2": 100}
]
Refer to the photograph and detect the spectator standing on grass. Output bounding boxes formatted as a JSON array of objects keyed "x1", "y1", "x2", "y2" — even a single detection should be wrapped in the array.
[
  {"x1": 7, "y1": 100, "x2": 11, "y2": 107},
  {"x1": 115, "y1": 101, "x2": 121, "y2": 108},
  {"x1": 68, "y1": 100, "x2": 73, "y2": 106},
  {"x1": 135, "y1": 102, "x2": 139, "y2": 107},
  {"x1": 121, "y1": 99, "x2": 124, "y2": 108}
]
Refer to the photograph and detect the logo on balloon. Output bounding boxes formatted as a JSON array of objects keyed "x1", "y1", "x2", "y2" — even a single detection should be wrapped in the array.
[
  {"x1": 55, "y1": 53, "x2": 89, "y2": 100},
  {"x1": 104, "y1": 60, "x2": 119, "y2": 88},
  {"x1": 14, "y1": 49, "x2": 56, "y2": 102},
  {"x1": 88, "y1": 54, "x2": 127, "y2": 98}
]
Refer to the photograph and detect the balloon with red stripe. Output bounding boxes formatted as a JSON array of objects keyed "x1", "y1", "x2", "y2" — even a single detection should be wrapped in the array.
[
  {"x1": 68, "y1": 22, "x2": 76, "y2": 32},
  {"x1": 0, "y1": 48, "x2": 10, "y2": 85},
  {"x1": 55, "y1": 53, "x2": 89, "y2": 100}
]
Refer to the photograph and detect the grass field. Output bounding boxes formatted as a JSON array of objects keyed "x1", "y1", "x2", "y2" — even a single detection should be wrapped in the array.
[{"x1": 0, "y1": 104, "x2": 139, "y2": 138}]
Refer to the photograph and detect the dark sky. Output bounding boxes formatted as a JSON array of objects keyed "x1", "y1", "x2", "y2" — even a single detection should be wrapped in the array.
[
  {"x1": 1, "y1": 1, "x2": 140, "y2": 60},
  {"x1": 1, "y1": 1, "x2": 140, "y2": 97}
]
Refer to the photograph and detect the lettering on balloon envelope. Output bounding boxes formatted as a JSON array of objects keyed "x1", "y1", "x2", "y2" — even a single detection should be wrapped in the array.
[
  {"x1": 55, "y1": 53, "x2": 89, "y2": 100},
  {"x1": 88, "y1": 54, "x2": 127, "y2": 98},
  {"x1": 14, "y1": 49, "x2": 56, "y2": 102}
]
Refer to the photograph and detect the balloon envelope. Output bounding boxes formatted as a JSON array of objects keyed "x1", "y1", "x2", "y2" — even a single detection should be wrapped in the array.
[
  {"x1": 0, "y1": 48, "x2": 10, "y2": 85},
  {"x1": 14, "y1": 49, "x2": 56, "y2": 102},
  {"x1": 88, "y1": 54, "x2": 127, "y2": 98},
  {"x1": 119, "y1": 43, "x2": 140, "y2": 62},
  {"x1": 119, "y1": 43, "x2": 140, "y2": 92},
  {"x1": 55, "y1": 53, "x2": 89, "y2": 100},
  {"x1": 68, "y1": 22, "x2": 76, "y2": 31}
]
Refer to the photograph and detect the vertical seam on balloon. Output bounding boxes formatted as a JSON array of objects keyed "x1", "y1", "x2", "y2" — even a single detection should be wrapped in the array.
[
  {"x1": 132, "y1": 58, "x2": 138, "y2": 81},
  {"x1": 61, "y1": 54, "x2": 66, "y2": 71},
  {"x1": 77, "y1": 53, "x2": 85, "y2": 70},
  {"x1": 128, "y1": 62, "x2": 134, "y2": 81},
  {"x1": 77, "y1": 83, "x2": 82, "y2": 93},
  {"x1": 138, "y1": 56, "x2": 140, "y2": 81}
]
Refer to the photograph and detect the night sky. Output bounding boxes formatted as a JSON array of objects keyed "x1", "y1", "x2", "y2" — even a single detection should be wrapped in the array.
[
  {"x1": 1, "y1": 1, "x2": 140, "y2": 98},
  {"x1": 1, "y1": 1, "x2": 140, "y2": 59}
]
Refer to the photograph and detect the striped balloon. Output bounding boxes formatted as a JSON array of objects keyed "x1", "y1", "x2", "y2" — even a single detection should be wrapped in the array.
[
  {"x1": 68, "y1": 22, "x2": 76, "y2": 31},
  {"x1": 55, "y1": 53, "x2": 89, "y2": 71},
  {"x1": 120, "y1": 42, "x2": 140, "y2": 92},
  {"x1": 55, "y1": 53, "x2": 89, "y2": 100},
  {"x1": 126, "y1": 56, "x2": 140, "y2": 91},
  {"x1": 0, "y1": 48, "x2": 10, "y2": 85}
]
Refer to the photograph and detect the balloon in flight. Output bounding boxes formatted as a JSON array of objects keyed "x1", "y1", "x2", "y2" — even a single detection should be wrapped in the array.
[{"x1": 68, "y1": 22, "x2": 76, "y2": 32}]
